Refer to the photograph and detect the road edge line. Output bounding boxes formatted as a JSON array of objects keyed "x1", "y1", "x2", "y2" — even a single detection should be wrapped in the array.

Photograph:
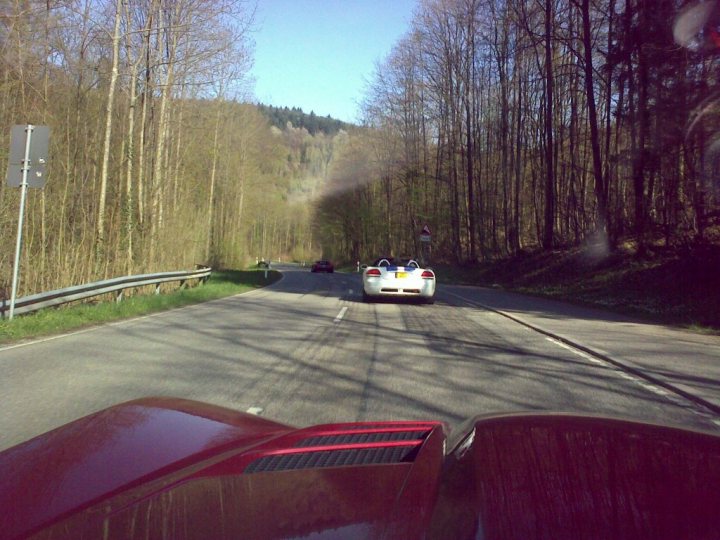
[
  {"x1": 0, "y1": 271, "x2": 287, "y2": 352},
  {"x1": 445, "y1": 290, "x2": 720, "y2": 417}
]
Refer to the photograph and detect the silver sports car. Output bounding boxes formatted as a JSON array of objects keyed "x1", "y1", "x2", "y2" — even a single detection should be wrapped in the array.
[{"x1": 362, "y1": 257, "x2": 436, "y2": 303}]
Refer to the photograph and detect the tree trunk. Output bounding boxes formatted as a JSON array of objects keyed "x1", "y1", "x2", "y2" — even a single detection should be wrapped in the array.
[
  {"x1": 543, "y1": 0, "x2": 555, "y2": 249},
  {"x1": 95, "y1": 0, "x2": 123, "y2": 270},
  {"x1": 579, "y1": 0, "x2": 609, "y2": 242}
]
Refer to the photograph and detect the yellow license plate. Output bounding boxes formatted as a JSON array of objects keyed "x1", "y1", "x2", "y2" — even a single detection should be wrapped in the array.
[{"x1": 395, "y1": 272, "x2": 408, "y2": 278}]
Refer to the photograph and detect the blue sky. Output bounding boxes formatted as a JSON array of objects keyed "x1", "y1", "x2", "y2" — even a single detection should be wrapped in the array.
[{"x1": 250, "y1": 0, "x2": 418, "y2": 124}]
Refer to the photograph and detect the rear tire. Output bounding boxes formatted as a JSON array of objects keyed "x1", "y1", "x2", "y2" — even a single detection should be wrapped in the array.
[
  {"x1": 362, "y1": 290, "x2": 373, "y2": 303},
  {"x1": 424, "y1": 297, "x2": 435, "y2": 305}
]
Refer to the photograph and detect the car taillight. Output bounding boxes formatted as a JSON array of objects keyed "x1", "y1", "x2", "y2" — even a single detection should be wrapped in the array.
[
  {"x1": 421, "y1": 270, "x2": 435, "y2": 279},
  {"x1": 366, "y1": 268, "x2": 382, "y2": 276}
]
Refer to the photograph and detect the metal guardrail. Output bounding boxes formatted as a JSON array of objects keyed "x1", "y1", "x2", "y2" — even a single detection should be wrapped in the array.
[{"x1": 0, "y1": 266, "x2": 212, "y2": 319}]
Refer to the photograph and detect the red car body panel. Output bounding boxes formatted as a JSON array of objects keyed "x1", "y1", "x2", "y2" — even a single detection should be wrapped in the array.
[
  {"x1": 1, "y1": 399, "x2": 720, "y2": 539},
  {"x1": 430, "y1": 414, "x2": 720, "y2": 539},
  {"x1": 0, "y1": 398, "x2": 293, "y2": 539}
]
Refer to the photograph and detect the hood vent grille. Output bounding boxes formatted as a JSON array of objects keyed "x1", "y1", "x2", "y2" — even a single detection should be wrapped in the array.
[
  {"x1": 296, "y1": 429, "x2": 429, "y2": 448},
  {"x1": 243, "y1": 425, "x2": 435, "y2": 474},
  {"x1": 244, "y1": 445, "x2": 418, "y2": 473}
]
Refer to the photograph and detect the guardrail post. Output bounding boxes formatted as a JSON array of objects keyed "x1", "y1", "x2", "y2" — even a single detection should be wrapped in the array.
[
  {"x1": 155, "y1": 283, "x2": 161, "y2": 295},
  {"x1": 179, "y1": 279, "x2": 186, "y2": 290},
  {"x1": 116, "y1": 290, "x2": 123, "y2": 303}
]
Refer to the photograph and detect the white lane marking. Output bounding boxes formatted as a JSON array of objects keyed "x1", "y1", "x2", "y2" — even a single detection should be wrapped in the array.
[
  {"x1": 0, "y1": 310, "x2": 165, "y2": 352},
  {"x1": 334, "y1": 306, "x2": 348, "y2": 323},
  {"x1": 0, "y1": 286, "x2": 269, "y2": 353},
  {"x1": 450, "y1": 295, "x2": 720, "y2": 423},
  {"x1": 246, "y1": 407, "x2": 263, "y2": 415},
  {"x1": 546, "y1": 337, "x2": 603, "y2": 364},
  {"x1": 546, "y1": 337, "x2": 678, "y2": 400},
  {"x1": 0, "y1": 327, "x2": 97, "y2": 352},
  {"x1": 638, "y1": 381, "x2": 663, "y2": 393}
]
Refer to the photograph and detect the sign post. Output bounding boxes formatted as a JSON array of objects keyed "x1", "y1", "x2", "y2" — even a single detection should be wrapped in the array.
[
  {"x1": 6, "y1": 125, "x2": 50, "y2": 320},
  {"x1": 419, "y1": 225, "x2": 431, "y2": 266}
]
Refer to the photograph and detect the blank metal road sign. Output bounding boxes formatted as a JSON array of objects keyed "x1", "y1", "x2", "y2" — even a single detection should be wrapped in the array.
[{"x1": 6, "y1": 125, "x2": 50, "y2": 188}]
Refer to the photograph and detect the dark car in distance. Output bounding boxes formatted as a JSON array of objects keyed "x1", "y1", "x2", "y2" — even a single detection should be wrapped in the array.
[{"x1": 311, "y1": 260, "x2": 334, "y2": 273}]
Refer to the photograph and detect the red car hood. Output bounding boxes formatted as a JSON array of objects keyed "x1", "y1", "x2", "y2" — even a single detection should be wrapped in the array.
[{"x1": 1, "y1": 398, "x2": 720, "y2": 539}]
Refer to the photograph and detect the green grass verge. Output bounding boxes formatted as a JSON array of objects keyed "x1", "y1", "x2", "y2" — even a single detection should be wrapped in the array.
[{"x1": 0, "y1": 269, "x2": 281, "y2": 345}]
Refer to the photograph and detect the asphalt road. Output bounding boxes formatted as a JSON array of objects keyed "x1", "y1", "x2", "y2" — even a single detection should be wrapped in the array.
[{"x1": 1, "y1": 265, "x2": 719, "y2": 451}]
